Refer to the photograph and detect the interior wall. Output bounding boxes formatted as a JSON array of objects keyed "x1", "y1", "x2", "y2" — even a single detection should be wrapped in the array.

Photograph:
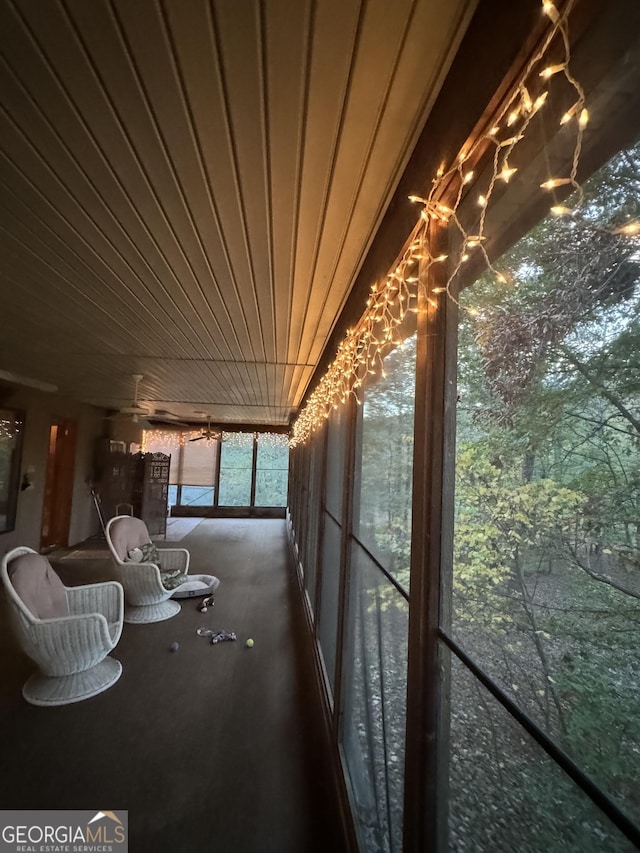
[{"x1": 0, "y1": 385, "x2": 105, "y2": 555}]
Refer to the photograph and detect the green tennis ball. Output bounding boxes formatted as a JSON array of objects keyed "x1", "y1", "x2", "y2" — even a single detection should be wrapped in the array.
[{"x1": 245, "y1": 638, "x2": 254, "y2": 648}]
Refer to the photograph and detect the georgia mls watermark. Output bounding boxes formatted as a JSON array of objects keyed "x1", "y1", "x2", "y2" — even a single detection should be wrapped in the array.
[{"x1": 0, "y1": 811, "x2": 128, "y2": 853}]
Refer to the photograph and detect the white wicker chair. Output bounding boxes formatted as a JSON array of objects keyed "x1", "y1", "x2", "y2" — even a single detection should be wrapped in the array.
[
  {"x1": 1, "y1": 547, "x2": 124, "y2": 707},
  {"x1": 105, "y1": 515, "x2": 188, "y2": 624}
]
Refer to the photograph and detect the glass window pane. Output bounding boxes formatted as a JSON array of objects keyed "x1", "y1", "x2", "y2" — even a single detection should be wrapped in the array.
[
  {"x1": 0, "y1": 409, "x2": 24, "y2": 534},
  {"x1": 318, "y1": 513, "x2": 341, "y2": 693},
  {"x1": 449, "y1": 654, "x2": 636, "y2": 852},
  {"x1": 255, "y1": 433, "x2": 289, "y2": 506},
  {"x1": 180, "y1": 485, "x2": 214, "y2": 506},
  {"x1": 167, "y1": 484, "x2": 178, "y2": 509},
  {"x1": 303, "y1": 433, "x2": 324, "y2": 610},
  {"x1": 453, "y1": 138, "x2": 640, "y2": 823},
  {"x1": 326, "y1": 406, "x2": 347, "y2": 519},
  {"x1": 218, "y1": 432, "x2": 254, "y2": 506},
  {"x1": 354, "y1": 335, "x2": 416, "y2": 590},
  {"x1": 341, "y1": 543, "x2": 408, "y2": 853}
]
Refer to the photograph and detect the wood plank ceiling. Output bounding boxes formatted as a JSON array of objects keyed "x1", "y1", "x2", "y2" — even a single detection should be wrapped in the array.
[{"x1": 0, "y1": 0, "x2": 476, "y2": 426}]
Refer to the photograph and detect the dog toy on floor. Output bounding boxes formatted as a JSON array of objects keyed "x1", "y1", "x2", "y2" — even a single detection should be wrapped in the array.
[
  {"x1": 198, "y1": 595, "x2": 215, "y2": 613},
  {"x1": 196, "y1": 627, "x2": 237, "y2": 644}
]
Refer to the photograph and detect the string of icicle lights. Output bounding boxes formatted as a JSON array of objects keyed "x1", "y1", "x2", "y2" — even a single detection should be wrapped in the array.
[
  {"x1": 290, "y1": 0, "x2": 589, "y2": 449},
  {"x1": 141, "y1": 429, "x2": 289, "y2": 451},
  {"x1": 0, "y1": 417, "x2": 22, "y2": 441}
]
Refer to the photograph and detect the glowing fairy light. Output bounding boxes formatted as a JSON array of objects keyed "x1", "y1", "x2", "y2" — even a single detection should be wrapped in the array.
[
  {"x1": 539, "y1": 63, "x2": 565, "y2": 79},
  {"x1": 617, "y1": 220, "x2": 640, "y2": 236},
  {"x1": 290, "y1": 0, "x2": 588, "y2": 448},
  {"x1": 541, "y1": 177, "x2": 572, "y2": 190},
  {"x1": 499, "y1": 166, "x2": 518, "y2": 182}
]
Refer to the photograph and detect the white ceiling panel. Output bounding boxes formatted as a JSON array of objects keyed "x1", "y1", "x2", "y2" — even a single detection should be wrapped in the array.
[{"x1": 0, "y1": 0, "x2": 477, "y2": 425}]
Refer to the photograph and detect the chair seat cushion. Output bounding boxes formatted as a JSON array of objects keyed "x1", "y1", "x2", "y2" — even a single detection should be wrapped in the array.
[
  {"x1": 110, "y1": 516, "x2": 152, "y2": 561},
  {"x1": 9, "y1": 553, "x2": 70, "y2": 620}
]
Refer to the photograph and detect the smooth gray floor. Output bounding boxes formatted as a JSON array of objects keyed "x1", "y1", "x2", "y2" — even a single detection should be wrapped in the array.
[{"x1": 0, "y1": 519, "x2": 346, "y2": 853}]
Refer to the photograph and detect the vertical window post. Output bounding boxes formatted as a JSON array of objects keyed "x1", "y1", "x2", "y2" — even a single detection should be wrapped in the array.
[
  {"x1": 250, "y1": 432, "x2": 258, "y2": 508},
  {"x1": 213, "y1": 436, "x2": 221, "y2": 507},
  {"x1": 403, "y1": 223, "x2": 455, "y2": 851}
]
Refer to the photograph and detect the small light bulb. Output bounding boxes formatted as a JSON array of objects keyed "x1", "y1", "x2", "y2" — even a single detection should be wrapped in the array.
[
  {"x1": 618, "y1": 221, "x2": 640, "y2": 236},
  {"x1": 541, "y1": 178, "x2": 571, "y2": 190},
  {"x1": 539, "y1": 64, "x2": 565, "y2": 79},
  {"x1": 499, "y1": 166, "x2": 518, "y2": 182},
  {"x1": 560, "y1": 103, "x2": 579, "y2": 125},
  {"x1": 507, "y1": 108, "x2": 520, "y2": 127},
  {"x1": 533, "y1": 92, "x2": 548, "y2": 112},
  {"x1": 579, "y1": 108, "x2": 589, "y2": 129},
  {"x1": 478, "y1": 194, "x2": 487, "y2": 207}
]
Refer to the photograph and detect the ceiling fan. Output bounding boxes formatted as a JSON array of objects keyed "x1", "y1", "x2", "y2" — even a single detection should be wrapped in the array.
[
  {"x1": 109, "y1": 374, "x2": 150, "y2": 423},
  {"x1": 188, "y1": 416, "x2": 221, "y2": 443},
  {"x1": 108, "y1": 374, "x2": 188, "y2": 427}
]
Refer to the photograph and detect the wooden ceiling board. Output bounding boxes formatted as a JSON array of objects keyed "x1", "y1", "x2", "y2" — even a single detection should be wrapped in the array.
[
  {"x1": 286, "y1": 0, "x2": 363, "y2": 365},
  {"x1": 0, "y1": 2, "x2": 218, "y2": 358},
  {"x1": 105, "y1": 0, "x2": 258, "y2": 359},
  {"x1": 159, "y1": 1, "x2": 262, "y2": 362},
  {"x1": 0, "y1": 160, "x2": 199, "y2": 359},
  {"x1": 293, "y1": 0, "x2": 423, "y2": 365},
  {"x1": 66, "y1": 0, "x2": 244, "y2": 359},
  {"x1": 210, "y1": 0, "x2": 275, "y2": 364},
  {"x1": 263, "y1": 0, "x2": 312, "y2": 365},
  {"x1": 294, "y1": 0, "x2": 482, "y2": 367},
  {"x1": 0, "y1": 0, "x2": 476, "y2": 426}
]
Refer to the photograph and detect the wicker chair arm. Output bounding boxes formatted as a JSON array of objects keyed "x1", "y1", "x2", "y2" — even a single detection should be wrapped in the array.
[
  {"x1": 156, "y1": 548, "x2": 190, "y2": 574},
  {"x1": 113, "y1": 560, "x2": 177, "y2": 606},
  {"x1": 120, "y1": 561, "x2": 164, "y2": 583},
  {"x1": 28, "y1": 612, "x2": 115, "y2": 663},
  {"x1": 66, "y1": 581, "x2": 124, "y2": 623}
]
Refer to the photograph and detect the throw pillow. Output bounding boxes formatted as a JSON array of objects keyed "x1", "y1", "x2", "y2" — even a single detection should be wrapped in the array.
[
  {"x1": 140, "y1": 542, "x2": 160, "y2": 564},
  {"x1": 161, "y1": 569, "x2": 187, "y2": 591}
]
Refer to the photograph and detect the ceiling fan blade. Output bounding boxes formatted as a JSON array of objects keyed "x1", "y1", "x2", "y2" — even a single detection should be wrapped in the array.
[{"x1": 188, "y1": 435, "x2": 205, "y2": 442}]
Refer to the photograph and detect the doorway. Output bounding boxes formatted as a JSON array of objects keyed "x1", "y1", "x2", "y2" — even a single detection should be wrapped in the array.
[{"x1": 40, "y1": 418, "x2": 77, "y2": 550}]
